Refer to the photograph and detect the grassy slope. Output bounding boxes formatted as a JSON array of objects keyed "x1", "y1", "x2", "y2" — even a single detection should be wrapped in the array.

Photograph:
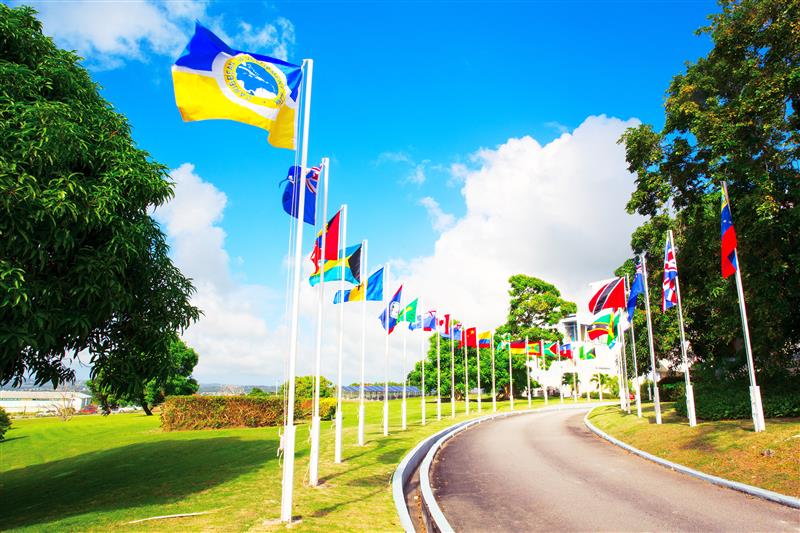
[
  {"x1": 1, "y1": 395, "x2": 587, "y2": 531},
  {"x1": 588, "y1": 403, "x2": 800, "y2": 498}
]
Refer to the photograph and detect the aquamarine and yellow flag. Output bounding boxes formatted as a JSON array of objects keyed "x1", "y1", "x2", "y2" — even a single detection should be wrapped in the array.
[{"x1": 172, "y1": 23, "x2": 303, "y2": 149}]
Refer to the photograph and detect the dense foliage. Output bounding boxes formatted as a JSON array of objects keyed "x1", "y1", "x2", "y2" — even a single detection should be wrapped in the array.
[
  {"x1": 0, "y1": 406, "x2": 11, "y2": 440},
  {"x1": 278, "y1": 375, "x2": 335, "y2": 399},
  {"x1": 408, "y1": 275, "x2": 575, "y2": 399},
  {"x1": 617, "y1": 0, "x2": 799, "y2": 381},
  {"x1": 161, "y1": 395, "x2": 336, "y2": 431},
  {"x1": 0, "y1": 5, "x2": 199, "y2": 390},
  {"x1": 675, "y1": 380, "x2": 800, "y2": 420}
]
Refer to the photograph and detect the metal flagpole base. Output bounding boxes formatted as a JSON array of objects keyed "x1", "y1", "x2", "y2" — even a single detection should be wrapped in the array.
[
  {"x1": 309, "y1": 415, "x2": 321, "y2": 486},
  {"x1": 357, "y1": 403, "x2": 365, "y2": 446},
  {"x1": 685, "y1": 384, "x2": 697, "y2": 427},
  {"x1": 750, "y1": 385, "x2": 766, "y2": 432},
  {"x1": 383, "y1": 400, "x2": 389, "y2": 436},
  {"x1": 280, "y1": 423, "x2": 296, "y2": 522},
  {"x1": 401, "y1": 399, "x2": 407, "y2": 430},
  {"x1": 334, "y1": 410, "x2": 343, "y2": 463}
]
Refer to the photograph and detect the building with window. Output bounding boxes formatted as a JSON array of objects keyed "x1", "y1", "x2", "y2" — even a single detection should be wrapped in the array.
[{"x1": 0, "y1": 390, "x2": 92, "y2": 414}]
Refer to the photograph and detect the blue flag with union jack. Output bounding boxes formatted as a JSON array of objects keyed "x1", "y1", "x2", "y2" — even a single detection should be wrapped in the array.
[
  {"x1": 281, "y1": 164, "x2": 320, "y2": 225},
  {"x1": 662, "y1": 234, "x2": 678, "y2": 311}
]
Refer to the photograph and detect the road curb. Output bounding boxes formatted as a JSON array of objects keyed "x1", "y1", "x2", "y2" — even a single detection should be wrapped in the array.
[
  {"x1": 392, "y1": 402, "x2": 612, "y2": 532},
  {"x1": 583, "y1": 408, "x2": 800, "y2": 510}
]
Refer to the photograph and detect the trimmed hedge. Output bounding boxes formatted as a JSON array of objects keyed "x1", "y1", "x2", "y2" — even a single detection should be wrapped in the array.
[
  {"x1": 161, "y1": 395, "x2": 338, "y2": 431},
  {"x1": 675, "y1": 381, "x2": 800, "y2": 421}
]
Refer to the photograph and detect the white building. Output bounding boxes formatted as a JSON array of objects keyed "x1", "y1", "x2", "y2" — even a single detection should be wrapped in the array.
[{"x1": 0, "y1": 390, "x2": 92, "y2": 414}]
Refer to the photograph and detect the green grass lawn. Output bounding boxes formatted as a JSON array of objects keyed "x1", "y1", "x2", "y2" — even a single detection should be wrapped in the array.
[
  {"x1": 1, "y1": 395, "x2": 592, "y2": 531},
  {"x1": 588, "y1": 403, "x2": 800, "y2": 498}
]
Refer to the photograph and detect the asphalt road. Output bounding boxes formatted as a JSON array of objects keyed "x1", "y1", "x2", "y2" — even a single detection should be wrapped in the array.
[{"x1": 430, "y1": 409, "x2": 800, "y2": 532}]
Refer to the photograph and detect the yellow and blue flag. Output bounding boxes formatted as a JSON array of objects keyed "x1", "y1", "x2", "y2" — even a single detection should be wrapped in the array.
[
  {"x1": 172, "y1": 23, "x2": 302, "y2": 149},
  {"x1": 309, "y1": 244, "x2": 361, "y2": 287},
  {"x1": 333, "y1": 267, "x2": 384, "y2": 304}
]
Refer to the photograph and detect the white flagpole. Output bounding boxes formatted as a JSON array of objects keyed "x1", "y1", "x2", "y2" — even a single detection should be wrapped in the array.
[
  {"x1": 383, "y1": 264, "x2": 391, "y2": 437},
  {"x1": 281, "y1": 58, "x2": 313, "y2": 524},
  {"x1": 540, "y1": 340, "x2": 548, "y2": 405},
  {"x1": 463, "y1": 330, "x2": 470, "y2": 415},
  {"x1": 476, "y1": 333, "x2": 482, "y2": 413},
  {"x1": 619, "y1": 314, "x2": 631, "y2": 414},
  {"x1": 640, "y1": 253, "x2": 662, "y2": 424},
  {"x1": 450, "y1": 324, "x2": 456, "y2": 418},
  {"x1": 557, "y1": 341, "x2": 564, "y2": 404},
  {"x1": 723, "y1": 182, "x2": 765, "y2": 432},
  {"x1": 573, "y1": 354, "x2": 578, "y2": 403},
  {"x1": 309, "y1": 157, "x2": 330, "y2": 487},
  {"x1": 402, "y1": 317, "x2": 407, "y2": 431},
  {"x1": 670, "y1": 230, "x2": 697, "y2": 427},
  {"x1": 420, "y1": 300, "x2": 426, "y2": 426},
  {"x1": 491, "y1": 331, "x2": 497, "y2": 412},
  {"x1": 357, "y1": 240, "x2": 368, "y2": 446},
  {"x1": 625, "y1": 275, "x2": 642, "y2": 418},
  {"x1": 436, "y1": 327, "x2": 442, "y2": 420},
  {"x1": 334, "y1": 204, "x2": 347, "y2": 463},
  {"x1": 525, "y1": 337, "x2": 532, "y2": 409},
  {"x1": 508, "y1": 337, "x2": 514, "y2": 410}
]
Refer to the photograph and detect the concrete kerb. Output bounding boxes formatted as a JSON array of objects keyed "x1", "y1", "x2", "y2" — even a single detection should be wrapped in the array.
[
  {"x1": 392, "y1": 402, "x2": 612, "y2": 533},
  {"x1": 583, "y1": 408, "x2": 800, "y2": 510}
]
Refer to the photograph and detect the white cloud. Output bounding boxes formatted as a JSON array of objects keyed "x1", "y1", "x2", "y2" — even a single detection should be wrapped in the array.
[
  {"x1": 395, "y1": 115, "x2": 643, "y2": 331},
  {"x1": 419, "y1": 196, "x2": 455, "y2": 232},
  {"x1": 376, "y1": 151, "x2": 412, "y2": 164},
  {"x1": 21, "y1": 1, "x2": 295, "y2": 69}
]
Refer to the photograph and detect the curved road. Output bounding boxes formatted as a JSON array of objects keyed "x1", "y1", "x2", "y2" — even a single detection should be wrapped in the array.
[{"x1": 430, "y1": 409, "x2": 799, "y2": 532}]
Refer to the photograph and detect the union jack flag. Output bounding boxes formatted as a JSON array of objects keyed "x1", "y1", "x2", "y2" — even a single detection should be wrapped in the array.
[
  {"x1": 287, "y1": 164, "x2": 321, "y2": 192},
  {"x1": 662, "y1": 234, "x2": 678, "y2": 311}
]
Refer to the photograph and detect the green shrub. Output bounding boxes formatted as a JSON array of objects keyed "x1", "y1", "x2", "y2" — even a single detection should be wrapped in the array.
[
  {"x1": 161, "y1": 395, "x2": 337, "y2": 431},
  {"x1": 675, "y1": 381, "x2": 800, "y2": 421},
  {"x1": 0, "y1": 406, "x2": 11, "y2": 440},
  {"x1": 659, "y1": 382, "x2": 686, "y2": 402}
]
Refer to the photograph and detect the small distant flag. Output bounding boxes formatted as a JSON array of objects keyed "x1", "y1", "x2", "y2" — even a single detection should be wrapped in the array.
[
  {"x1": 282, "y1": 164, "x2": 320, "y2": 225},
  {"x1": 451, "y1": 322, "x2": 463, "y2": 343},
  {"x1": 309, "y1": 210, "x2": 341, "y2": 273},
  {"x1": 627, "y1": 260, "x2": 645, "y2": 320},
  {"x1": 508, "y1": 340, "x2": 527, "y2": 355},
  {"x1": 478, "y1": 331, "x2": 492, "y2": 349},
  {"x1": 439, "y1": 314, "x2": 451, "y2": 337},
  {"x1": 333, "y1": 266, "x2": 382, "y2": 303},
  {"x1": 543, "y1": 342, "x2": 559, "y2": 358},
  {"x1": 310, "y1": 243, "x2": 360, "y2": 286},
  {"x1": 579, "y1": 346, "x2": 596, "y2": 360},
  {"x1": 172, "y1": 23, "x2": 302, "y2": 149},
  {"x1": 662, "y1": 234, "x2": 678, "y2": 311},
  {"x1": 560, "y1": 343, "x2": 573, "y2": 359},
  {"x1": 588, "y1": 310, "x2": 620, "y2": 348},
  {"x1": 721, "y1": 183, "x2": 738, "y2": 279},
  {"x1": 527, "y1": 341, "x2": 543, "y2": 357},
  {"x1": 409, "y1": 314, "x2": 423, "y2": 331},
  {"x1": 588, "y1": 277, "x2": 626, "y2": 314},
  {"x1": 378, "y1": 285, "x2": 403, "y2": 334},
  {"x1": 423, "y1": 310, "x2": 437, "y2": 331},
  {"x1": 397, "y1": 298, "x2": 418, "y2": 323}
]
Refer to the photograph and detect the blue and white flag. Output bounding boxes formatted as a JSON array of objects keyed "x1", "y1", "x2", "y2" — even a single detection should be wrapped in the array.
[
  {"x1": 378, "y1": 285, "x2": 403, "y2": 334},
  {"x1": 627, "y1": 260, "x2": 645, "y2": 320}
]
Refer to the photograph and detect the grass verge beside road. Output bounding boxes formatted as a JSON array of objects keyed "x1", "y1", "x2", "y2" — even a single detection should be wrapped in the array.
[
  {"x1": 1, "y1": 396, "x2": 593, "y2": 531},
  {"x1": 588, "y1": 403, "x2": 800, "y2": 498}
]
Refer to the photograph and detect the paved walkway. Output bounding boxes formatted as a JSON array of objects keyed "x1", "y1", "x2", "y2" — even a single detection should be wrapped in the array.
[{"x1": 431, "y1": 408, "x2": 800, "y2": 532}]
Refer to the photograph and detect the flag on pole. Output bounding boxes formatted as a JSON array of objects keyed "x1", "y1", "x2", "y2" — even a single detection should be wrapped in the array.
[
  {"x1": 310, "y1": 210, "x2": 341, "y2": 273},
  {"x1": 627, "y1": 260, "x2": 645, "y2": 320},
  {"x1": 333, "y1": 265, "x2": 382, "y2": 303},
  {"x1": 451, "y1": 323, "x2": 463, "y2": 342},
  {"x1": 422, "y1": 310, "x2": 437, "y2": 331},
  {"x1": 721, "y1": 186, "x2": 738, "y2": 278},
  {"x1": 662, "y1": 234, "x2": 678, "y2": 311},
  {"x1": 508, "y1": 340, "x2": 527, "y2": 355},
  {"x1": 478, "y1": 331, "x2": 492, "y2": 348},
  {"x1": 282, "y1": 164, "x2": 320, "y2": 225},
  {"x1": 560, "y1": 343, "x2": 573, "y2": 359},
  {"x1": 397, "y1": 298, "x2": 418, "y2": 323},
  {"x1": 543, "y1": 341, "x2": 559, "y2": 358},
  {"x1": 588, "y1": 310, "x2": 620, "y2": 347},
  {"x1": 527, "y1": 341, "x2": 543, "y2": 357},
  {"x1": 464, "y1": 327, "x2": 477, "y2": 348},
  {"x1": 439, "y1": 314, "x2": 451, "y2": 336},
  {"x1": 378, "y1": 285, "x2": 403, "y2": 334},
  {"x1": 172, "y1": 23, "x2": 302, "y2": 149},
  {"x1": 588, "y1": 277, "x2": 626, "y2": 314},
  {"x1": 310, "y1": 244, "x2": 361, "y2": 286},
  {"x1": 579, "y1": 346, "x2": 596, "y2": 360},
  {"x1": 409, "y1": 314, "x2": 423, "y2": 331}
]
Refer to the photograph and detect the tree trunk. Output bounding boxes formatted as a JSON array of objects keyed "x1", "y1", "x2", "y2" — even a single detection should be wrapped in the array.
[{"x1": 140, "y1": 396, "x2": 153, "y2": 416}]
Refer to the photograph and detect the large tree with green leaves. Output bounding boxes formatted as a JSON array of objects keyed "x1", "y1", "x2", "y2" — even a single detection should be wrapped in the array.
[
  {"x1": 0, "y1": 6, "x2": 199, "y2": 392},
  {"x1": 408, "y1": 274, "x2": 575, "y2": 399},
  {"x1": 618, "y1": 0, "x2": 799, "y2": 381}
]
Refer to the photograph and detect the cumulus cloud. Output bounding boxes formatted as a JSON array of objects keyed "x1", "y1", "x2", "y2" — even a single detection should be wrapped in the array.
[
  {"x1": 21, "y1": 1, "x2": 295, "y2": 69},
  {"x1": 419, "y1": 196, "x2": 456, "y2": 232},
  {"x1": 395, "y1": 115, "x2": 643, "y2": 331}
]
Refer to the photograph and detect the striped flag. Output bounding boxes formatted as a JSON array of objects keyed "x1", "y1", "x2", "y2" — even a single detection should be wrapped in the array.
[
  {"x1": 721, "y1": 185, "x2": 738, "y2": 278},
  {"x1": 662, "y1": 234, "x2": 678, "y2": 311}
]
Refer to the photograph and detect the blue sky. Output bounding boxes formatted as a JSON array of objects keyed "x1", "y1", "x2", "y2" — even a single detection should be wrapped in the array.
[{"x1": 22, "y1": 0, "x2": 719, "y2": 384}]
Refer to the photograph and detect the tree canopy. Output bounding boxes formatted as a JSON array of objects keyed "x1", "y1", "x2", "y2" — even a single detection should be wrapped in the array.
[
  {"x1": 618, "y1": 0, "x2": 799, "y2": 381},
  {"x1": 0, "y1": 5, "x2": 199, "y2": 391}
]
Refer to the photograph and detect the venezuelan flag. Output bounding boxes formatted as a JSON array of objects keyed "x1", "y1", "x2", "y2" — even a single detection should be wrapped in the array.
[{"x1": 172, "y1": 23, "x2": 303, "y2": 149}]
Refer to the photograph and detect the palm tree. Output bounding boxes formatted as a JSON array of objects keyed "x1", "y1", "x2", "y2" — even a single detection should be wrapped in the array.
[{"x1": 590, "y1": 373, "x2": 614, "y2": 397}]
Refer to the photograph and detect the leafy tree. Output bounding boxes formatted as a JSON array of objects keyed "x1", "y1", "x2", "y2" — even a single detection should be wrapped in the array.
[
  {"x1": 279, "y1": 375, "x2": 334, "y2": 399},
  {"x1": 88, "y1": 337, "x2": 199, "y2": 415},
  {"x1": 0, "y1": 406, "x2": 11, "y2": 440},
  {"x1": 0, "y1": 5, "x2": 199, "y2": 392},
  {"x1": 247, "y1": 387, "x2": 267, "y2": 397},
  {"x1": 408, "y1": 275, "x2": 575, "y2": 400},
  {"x1": 618, "y1": 0, "x2": 799, "y2": 381}
]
